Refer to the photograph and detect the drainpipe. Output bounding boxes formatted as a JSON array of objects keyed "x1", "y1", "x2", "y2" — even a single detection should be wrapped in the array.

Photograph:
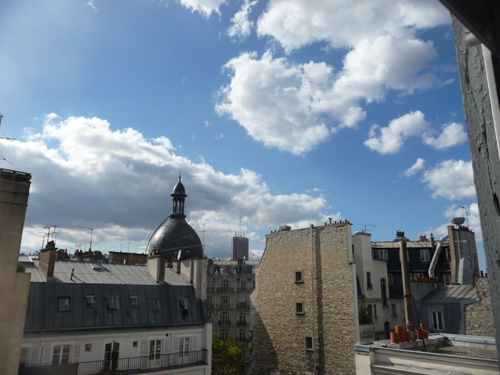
[
  {"x1": 310, "y1": 224, "x2": 317, "y2": 375},
  {"x1": 399, "y1": 239, "x2": 415, "y2": 340},
  {"x1": 428, "y1": 234, "x2": 449, "y2": 277}
]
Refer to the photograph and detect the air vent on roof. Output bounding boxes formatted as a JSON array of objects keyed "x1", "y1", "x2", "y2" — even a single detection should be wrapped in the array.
[{"x1": 90, "y1": 264, "x2": 101, "y2": 271}]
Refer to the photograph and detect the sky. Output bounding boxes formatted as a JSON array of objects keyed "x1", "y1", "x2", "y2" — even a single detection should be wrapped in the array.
[{"x1": 0, "y1": 0, "x2": 483, "y2": 268}]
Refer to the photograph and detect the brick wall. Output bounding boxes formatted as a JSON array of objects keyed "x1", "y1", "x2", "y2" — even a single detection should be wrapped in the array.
[
  {"x1": 251, "y1": 224, "x2": 356, "y2": 375},
  {"x1": 465, "y1": 278, "x2": 494, "y2": 336}
]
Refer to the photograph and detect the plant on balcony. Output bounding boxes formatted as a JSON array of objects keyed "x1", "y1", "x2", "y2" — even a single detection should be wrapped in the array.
[{"x1": 212, "y1": 334, "x2": 245, "y2": 375}]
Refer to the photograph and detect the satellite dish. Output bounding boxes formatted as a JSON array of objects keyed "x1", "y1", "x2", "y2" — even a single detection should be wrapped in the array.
[{"x1": 451, "y1": 217, "x2": 465, "y2": 225}]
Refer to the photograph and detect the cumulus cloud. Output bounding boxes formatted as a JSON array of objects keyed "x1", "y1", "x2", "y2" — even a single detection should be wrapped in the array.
[
  {"x1": 3, "y1": 115, "x2": 332, "y2": 259},
  {"x1": 217, "y1": 0, "x2": 450, "y2": 154},
  {"x1": 423, "y1": 122, "x2": 468, "y2": 150},
  {"x1": 404, "y1": 158, "x2": 425, "y2": 177},
  {"x1": 216, "y1": 51, "x2": 337, "y2": 155},
  {"x1": 227, "y1": 0, "x2": 258, "y2": 40},
  {"x1": 179, "y1": 0, "x2": 226, "y2": 17},
  {"x1": 364, "y1": 111, "x2": 430, "y2": 154},
  {"x1": 422, "y1": 159, "x2": 476, "y2": 200}
]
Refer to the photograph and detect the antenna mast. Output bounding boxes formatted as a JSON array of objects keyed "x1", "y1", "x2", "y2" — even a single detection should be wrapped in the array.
[{"x1": 357, "y1": 223, "x2": 376, "y2": 233}]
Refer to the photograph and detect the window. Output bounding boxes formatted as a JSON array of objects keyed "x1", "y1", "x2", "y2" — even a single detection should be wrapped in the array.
[
  {"x1": 178, "y1": 297, "x2": 189, "y2": 310},
  {"x1": 295, "y1": 302, "x2": 304, "y2": 315},
  {"x1": 178, "y1": 337, "x2": 190, "y2": 356},
  {"x1": 373, "y1": 304, "x2": 377, "y2": 318},
  {"x1": 366, "y1": 272, "x2": 372, "y2": 289},
  {"x1": 149, "y1": 339, "x2": 162, "y2": 360},
  {"x1": 221, "y1": 296, "x2": 229, "y2": 306},
  {"x1": 85, "y1": 343, "x2": 92, "y2": 352},
  {"x1": 84, "y1": 295, "x2": 95, "y2": 307},
  {"x1": 222, "y1": 280, "x2": 229, "y2": 291},
  {"x1": 444, "y1": 274, "x2": 451, "y2": 285},
  {"x1": 208, "y1": 280, "x2": 214, "y2": 291},
  {"x1": 239, "y1": 329, "x2": 246, "y2": 342},
  {"x1": 52, "y1": 345, "x2": 70, "y2": 365},
  {"x1": 207, "y1": 296, "x2": 213, "y2": 308},
  {"x1": 420, "y1": 249, "x2": 431, "y2": 262},
  {"x1": 133, "y1": 341, "x2": 138, "y2": 348},
  {"x1": 295, "y1": 271, "x2": 303, "y2": 283},
  {"x1": 239, "y1": 280, "x2": 246, "y2": 292},
  {"x1": 431, "y1": 310, "x2": 444, "y2": 331},
  {"x1": 381, "y1": 278, "x2": 387, "y2": 306},
  {"x1": 107, "y1": 296, "x2": 120, "y2": 311},
  {"x1": 220, "y1": 312, "x2": 229, "y2": 324},
  {"x1": 391, "y1": 303, "x2": 397, "y2": 316},
  {"x1": 220, "y1": 330, "x2": 229, "y2": 341},
  {"x1": 445, "y1": 248, "x2": 452, "y2": 261},
  {"x1": 239, "y1": 312, "x2": 246, "y2": 324},
  {"x1": 379, "y1": 249, "x2": 388, "y2": 260},
  {"x1": 305, "y1": 336, "x2": 313, "y2": 351},
  {"x1": 58, "y1": 297, "x2": 71, "y2": 312},
  {"x1": 130, "y1": 296, "x2": 139, "y2": 308},
  {"x1": 388, "y1": 273, "x2": 393, "y2": 286},
  {"x1": 149, "y1": 298, "x2": 161, "y2": 311}
]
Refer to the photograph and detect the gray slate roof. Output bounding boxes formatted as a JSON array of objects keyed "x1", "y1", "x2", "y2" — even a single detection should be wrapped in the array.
[
  {"x1": 372, "y1": 240, "x2": 439, "y2": 248},
  {"x1": 421, "y1": 284, "x2": 478, "y2": 304},
  {"x1": 26, "y1": 260, "x2": 190, "y2": 286}
]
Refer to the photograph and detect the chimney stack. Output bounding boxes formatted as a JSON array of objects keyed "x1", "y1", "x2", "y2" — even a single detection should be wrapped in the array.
[
  {"x1": 147, "y1": 255, "x2": 166, "y2": 283},
  {"x1": 39, "y1": 248, "x2": 56, "y2": 281}
]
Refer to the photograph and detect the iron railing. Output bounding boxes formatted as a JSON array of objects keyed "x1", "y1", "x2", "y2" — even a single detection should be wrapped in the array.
[{"x1": 19, "y1": 349, "x2": 208, "y2": 375}]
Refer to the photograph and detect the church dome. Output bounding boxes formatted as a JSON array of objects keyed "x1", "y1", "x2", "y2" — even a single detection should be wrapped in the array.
[{"x1": 147, "y1": 176, "x2": 203, "y2": 260}]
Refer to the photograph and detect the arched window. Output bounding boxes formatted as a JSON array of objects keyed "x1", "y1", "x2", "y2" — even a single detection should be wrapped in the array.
[{"x1": 381, "y1": 278, "x2": 387, "y2": 306}]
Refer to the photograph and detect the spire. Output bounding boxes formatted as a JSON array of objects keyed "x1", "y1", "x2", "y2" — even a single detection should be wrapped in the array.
[{"x1": 170, "y1": 174, "x2": 187, "y2": 218}]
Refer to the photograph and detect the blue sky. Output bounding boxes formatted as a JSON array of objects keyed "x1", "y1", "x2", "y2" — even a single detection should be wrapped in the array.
[{"x1": 0, "y1": 0, "x2": 483, "y2": 268}]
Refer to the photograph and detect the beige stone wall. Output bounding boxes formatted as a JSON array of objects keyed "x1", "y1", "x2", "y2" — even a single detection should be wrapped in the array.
[
  {"x1": 251, "y1": 224, "x2": 357, "y2": 375},
  {"x1": 108, "y1": 251, "x2": 147, "y2": 264},
  {"x1": 0, "y1": 169, "x2": 31, "y2": 375},
  {"x1": 465, "y1": 278, "x2": 495, "y2": 337}
]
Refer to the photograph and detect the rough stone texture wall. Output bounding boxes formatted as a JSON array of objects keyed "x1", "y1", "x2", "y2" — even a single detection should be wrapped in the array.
[
  {"x1": 251, "y1": 224, "x2": 356, "y2": 375},
  {"x1": 465, "y1": 278, "x2": 495, "y2": 336},
  {"x1": 452, "y1": 17, "x2": 500, "y2": 355},
  {"x1": 108, "y1": 251, "x2": 147, "y2": 264},
  {"x1": 39, "y1": 249, "x2": 56, "y2": 280}
]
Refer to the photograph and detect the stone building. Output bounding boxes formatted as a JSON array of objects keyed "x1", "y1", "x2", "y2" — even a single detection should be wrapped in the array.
[
  {"x1": 0, "y1": 168, "x2": 32, "y2": 375},
  {"x1": 251, "y1": 221, "x2": 358, "y2": 375},
  {"x1": 465, "y1": 277, "x2": 495, "y2": 336},
  {"x1": 207, "y1": 258, "x2": 258, "y2": 365}
]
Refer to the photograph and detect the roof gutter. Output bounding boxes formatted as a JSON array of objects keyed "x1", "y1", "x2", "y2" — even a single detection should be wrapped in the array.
[{"x1": 428, "y1": 234, "x2": 449, "y2": 277}]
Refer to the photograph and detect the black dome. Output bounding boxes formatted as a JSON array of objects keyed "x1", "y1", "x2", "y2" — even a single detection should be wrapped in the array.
[
  {"x1": 171, "y1": 179, "x2": 186, "y2": 196},
  {"x1": 147, "y1": 217, "x2": 203, "y2": 260}
]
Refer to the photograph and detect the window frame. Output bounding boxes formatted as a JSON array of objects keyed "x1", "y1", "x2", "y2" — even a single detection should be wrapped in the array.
[
  {"x1": 57, "y1": 297, "x2": 71, "y2": 312},
  {"x1": 295, "y1": 271, "x2": 304, "y2": 283},
  {"x1": 106, "y1": 296, "x2": 120, "y2": 311},
  {"x1": 366, "y1": 272, "x2": 372, "y2": 289},
  {"x1": 420, "y1": 249, "x2": 431, "y2": 263},
  {"x1": 295, "y1": 302, "x2": 304, "y2": 315},
  {"x1": 305, "y1": 336, "x2": 313, "y2": 351},
  {"x1": 430, "y1": 310, "x2": 445, "y2": 331}
]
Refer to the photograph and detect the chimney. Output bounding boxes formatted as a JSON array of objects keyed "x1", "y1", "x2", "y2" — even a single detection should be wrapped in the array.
[
  {"x1": 147, "y1": 255, "x2": 166, "y2": 283},
  {"x1": 39, "y1": 248, "x2": 56, "y2": 281}
]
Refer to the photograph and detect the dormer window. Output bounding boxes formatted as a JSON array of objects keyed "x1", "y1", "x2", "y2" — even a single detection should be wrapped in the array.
[
  {"x1": 84, "y1": 295, "x2": 95, "y2": 307},
  {"x1": 107, "y1": 296, "x2": 120, "y2": 311}
]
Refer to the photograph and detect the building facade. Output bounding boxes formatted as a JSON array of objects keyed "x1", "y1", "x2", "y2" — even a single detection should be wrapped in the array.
[
  {"x1": 207, "y1": 259, "x2": 258, "y2": 365},
  {"x1": 251, "y1": 222, "x2": 358, "y2": 375}
]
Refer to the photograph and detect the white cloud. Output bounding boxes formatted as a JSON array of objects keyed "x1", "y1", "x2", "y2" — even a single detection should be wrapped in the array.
[
  {"x1": 404, "y1": 158, "x2": 425, "y2": 177},
  {"x1": 86, "y1": 1, "x2": 98, "y2": 12},
  {"x1": 364, "y1": 111, "x2": 430, "y2": 154},
  {"x1": 422, "y1": 159, "x2": 476, "y2": 200},
  {"x1": 216, "y1": 51, "x2": 336, "y2": 155},
  {"x1": 217, "y1": 0, "x2": 449, "y2": 154},
  {"x1": 179, "y1": 0, "x2": 226, "y2": 17},
  {"x1": 423, "y1": 122, "x2": 468, "y2": 150},
  {"x1": 227, "y1": 0, "x2": 258, "y2": 40},
  {"x1": 256, "y1": 0, "x2": 449, "y2": 52},
  {"x1": 3, "y1": 115, "x2": 333, "y2": 259}
]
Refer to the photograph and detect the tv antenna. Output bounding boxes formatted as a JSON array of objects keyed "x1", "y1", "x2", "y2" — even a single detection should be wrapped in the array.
[
  {"x1": 0, "y1": 112, "x2": 14, "y2": 165},
  {"x1": 79, "y1": 226, "x2": 94, "y2": 251},
  {"x1": 357, "y1": 223, "x2": 375, "y2": 233}
]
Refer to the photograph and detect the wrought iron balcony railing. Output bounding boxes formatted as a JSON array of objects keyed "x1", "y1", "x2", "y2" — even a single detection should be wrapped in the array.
[{"x1": 18, "y1": 349, "x2": 208, "y2": 375}]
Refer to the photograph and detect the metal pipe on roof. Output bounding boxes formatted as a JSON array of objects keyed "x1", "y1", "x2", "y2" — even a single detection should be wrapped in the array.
[{"x1": 428, "y1": 234, "x2": 449, "y2": 278}]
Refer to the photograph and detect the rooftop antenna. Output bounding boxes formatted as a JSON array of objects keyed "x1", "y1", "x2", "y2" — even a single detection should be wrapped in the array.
[
  {"x1": 0, "y1": 112, "x2": 14, "y2": 165},
  {"x1": 79, "y1": 226, "x2": 94, "y2": 251},
  {"x1": 357, "y1": 223, "x2": 376, "y2": 233},
  {"x1": 201, "y1": 223, "x2": 205, "y2": 248},
  {"x1": 460, "y1": 206, "x2": 470, "y2": 227}
]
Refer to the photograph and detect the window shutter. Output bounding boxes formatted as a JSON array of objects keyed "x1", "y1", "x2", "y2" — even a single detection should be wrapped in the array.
[
  {"x1": 28, "y1": 347, "x2": 41, "y2": 367},
  {"x1": 190, "y1": 335, "x2": 198, "y2": 363},
  {"x1": 71, "y1": 344, "x2": 81, "y2": 363},
  {"x1": 141, "y1": 340, "x2": 149, "y2": 370},
  {"x1": 161, "y1": 338, "x2": 171, "y2": 367},
  {"x1": 40, "y1": 345, "x2": 51, "y2": 366}
]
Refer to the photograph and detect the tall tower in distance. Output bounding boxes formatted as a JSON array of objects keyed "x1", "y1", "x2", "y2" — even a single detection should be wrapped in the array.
[{"x1": 231, "y1": 232, "x2": 249, "y2": 261}]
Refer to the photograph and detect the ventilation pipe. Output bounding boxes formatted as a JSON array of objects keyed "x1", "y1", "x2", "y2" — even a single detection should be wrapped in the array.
[{"x1": 428, "y1": 234, "x2": 449, "y2": 278}]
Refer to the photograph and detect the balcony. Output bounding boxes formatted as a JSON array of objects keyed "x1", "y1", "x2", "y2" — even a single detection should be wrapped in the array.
[
  {"x1": 237, "y1": 320, "x2": 248, "y2": 326},
  {"x1": 218, "y1": 320, "x2": 231, "y2": 326},
  {"x1": 215, "y1": 287, "x2": 234, "y2": 293},
  {"x1": 18, "y1": 349, "x2": 208, "y2": 375},
  {"x1": 237, "y1": 302, "x2": 249, "y2": 309}
]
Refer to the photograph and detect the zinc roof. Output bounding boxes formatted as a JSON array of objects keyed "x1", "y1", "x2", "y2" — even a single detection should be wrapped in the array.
[{"x1": 421, "y1": 284, "x2": 478, "y2": 304}]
